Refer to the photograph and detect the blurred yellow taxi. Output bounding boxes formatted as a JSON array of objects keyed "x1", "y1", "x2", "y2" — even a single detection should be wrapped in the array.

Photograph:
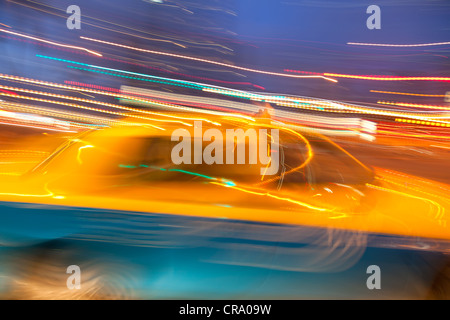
[{"x1": 0, "y1": 114, "x2": 448, "y2": 299}]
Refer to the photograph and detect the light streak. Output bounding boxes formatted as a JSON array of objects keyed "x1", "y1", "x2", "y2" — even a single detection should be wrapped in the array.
[
  {"x1": 378, "y1": 101, "x2": 450, "y2": 111},
  {"x1": 377, "y1": 176, "x2": 449, "y2": 210},
  {"x1": 119, "y1": 96, "x2": 254, "y2": 122},
  {"x1": 0, "y1": 150, "x2": 49, "y2": 155},
  {"x1": 0, "y1": 120, "x2": 76, "y2": 133},
  {"x1": 370, "y1": 90, "x2": 446, "y2": 98},
  {"x1": 167, "y1": 169, "x2": 218, "y2": 180},
  {"x1": 394, "y1": 118, "x2": 450, "y2": 128},
  {"x1": 377, "y1": 130, "x2": 450, "y2": 140},
  {"x1": 367, "y1": 180, "x2": 446, "y2": 225},
  {"x1": 210, "y1": 182, "x2": 331, "y2": 212},
  {"x1": 2, "y1": 72, "x2": 445, "y2": 132},
  {"x1": 68, "y1": 66, "x2": 201, "y2": 90},
  {"x1": 0, "y1": 28, "x2": 102, "y2": 56},
  {"x1": 77, "y1": 145, "x2": 94, "y2": 164},
  {"x1": 0, "y1": 84, "x2": 225, "y2": 125},
  {"x1": 0, "y1": 84, "x2": 194, "y2": 127},
  {"x1": 271, "y1": 95, "x2": 448, "y2": 120},
  {"x1": 0, "y1": 183, "x2": 61, "y2": 199},
  {"x1": 286, "y1": 69, "x2": 450, "y2": 82},
  {"x1": 348, "y1": 41, "x2": 450, "y2": 47},
  {"x1": 11, "y1": 0, "x2": 233, "y2": 51},
  {"x1": 0, "y1": 161, "x2": 39, "y2": 164},
  {"x1": 36, "y1": 54, "x2": 208, "y2": 90},
  {"x1": 0, "y1": 73, "x2": 252, "y2": 124},
  {"x1": 85, "y1": 56, "x2": 265, "y2": 89},
  {"x1": 64, "y1": 81, "x2": 121, "y2": 93},
  {"x1": 38, "y1": 55, "x2": 447, "y2": 122},
  {"x1": 0, "y1": 100, "x2": 117, "y2": 126},
  {"x1": 0, "y1": 91, "x2": 166, "y2": 130},
  {"x1": 0, "y1": 191, "x2": 53, "y2": 198},
  {"x1": 323, "y1": 73, "x2": 450, "y2": 82},
  {"x1": 79, "y1": 36, "x2": 337, "y2": 82}
]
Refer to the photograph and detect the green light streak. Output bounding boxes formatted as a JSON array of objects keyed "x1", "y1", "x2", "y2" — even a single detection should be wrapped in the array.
[
  {"x1": 67, "y1": 66, "x2": 202, "y2": 90},
  {"x1": 167, "y1": 168, "x2": 217, "y2": 180},
  {"x1": 36, "y1": 54, "x2": 204, "y2": 89}
]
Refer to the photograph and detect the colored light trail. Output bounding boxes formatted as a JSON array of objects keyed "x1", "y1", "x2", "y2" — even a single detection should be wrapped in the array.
[
  {"x1": 347, "y1": 41, "x2": 450, "y2": 47},
  {"x1": 0, "y1": 28, "x2": 102, "y2": 56},
  {"x1": 378, "y1": 101, "x2": 450, "y2": 112},
  {"x1": 370, "y1": 90, "x2": 446, "y2": 98},
  {"x1": 32, "y1": 55, "x2": 447, "y2": 127},
  {"x1": 0, "y1": 91, "x2": 167, "y2": 130},
  {"x1": 0, "y1": 73, "x2": 254, "y2": 123},
  {"x1": 79, "y1": 36, "x2": 338, "y2": 82},
  {"x1": 324, "y1": 73, "x2": 450, "y2": 82},
  {"x1": 285, "y1": 69, "x2": 450, "y2": 82}
]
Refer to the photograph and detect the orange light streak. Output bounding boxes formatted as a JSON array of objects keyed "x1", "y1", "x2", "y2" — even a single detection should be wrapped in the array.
[
  {"x1": 0, "y1": 28, "x2": 102, "y2": 56},
  {"x1": 370, "y1": 90, "x2": 446, "y2": 98},
  {"x1": 348, "y1": 41, "x2": 450, "y2": 47},
  {"x1": 79, "y1": 36, "x2": 337, "y2": 82}
]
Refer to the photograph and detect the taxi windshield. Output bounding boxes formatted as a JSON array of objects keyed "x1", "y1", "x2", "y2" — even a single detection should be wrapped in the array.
[{"x1": 47, "y1": 130, "x2": 373, "y2": 187}]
